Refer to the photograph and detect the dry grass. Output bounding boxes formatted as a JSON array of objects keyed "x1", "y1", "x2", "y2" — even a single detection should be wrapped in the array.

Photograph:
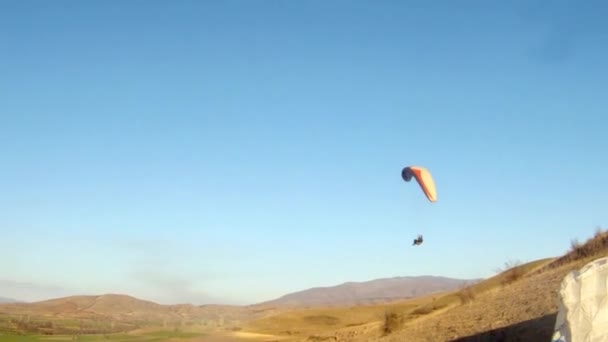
[
  {"x1": 410, "y1": 302, "x2": 447, "y2": 316},
  {"x1": 497, "y1": 260, "x2": 526, "y2": 286},
  {"x1": 242, "y1": 300, "x2": 419, "y2": 339},
  {"x1": 535, "y1": 227, "x2": 608, "y2": 273},
  {"x1": 567, "y1": 227, "x2": 608, "y2": 260},
  {"x1": 454, "y1": 283, "x2": 476, "y2": 305},
  {"x1": 381, "y1": 309, "x2": 403, "y2": 335}
]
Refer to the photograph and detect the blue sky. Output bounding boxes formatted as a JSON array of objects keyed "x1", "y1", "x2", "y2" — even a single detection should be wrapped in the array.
[{"x1": 1, "y1": 1, "x2": 607, "y2": 305}]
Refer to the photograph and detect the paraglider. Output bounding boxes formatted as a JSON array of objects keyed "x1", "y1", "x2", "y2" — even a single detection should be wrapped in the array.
[
  {"x1": 401, "y1": 166, "x2": 437, "y2": 246},
  {"x1": 401, "y1": 166, "x2": 437, "y2": 203}
]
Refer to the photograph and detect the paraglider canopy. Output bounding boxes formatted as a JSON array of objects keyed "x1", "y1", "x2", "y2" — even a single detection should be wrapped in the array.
[{"x1": 401, "y1": 166, "x2": 437, "y2": 203}]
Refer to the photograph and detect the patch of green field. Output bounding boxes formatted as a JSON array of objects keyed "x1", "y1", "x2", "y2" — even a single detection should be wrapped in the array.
[
  {"x1": 140, "y1": 331, "x2": 205, "y2": 339},
  {"x1": 0, "y1": 330, "x2": 207, "y2": 342},
  {"x1": 0, "y1": 336, "x2": 44, "y2": 342}
]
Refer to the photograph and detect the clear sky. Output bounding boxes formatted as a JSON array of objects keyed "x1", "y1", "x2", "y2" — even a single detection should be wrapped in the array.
[{"x1": 1, "y1": 1, "x2": 607, "y2": 305}]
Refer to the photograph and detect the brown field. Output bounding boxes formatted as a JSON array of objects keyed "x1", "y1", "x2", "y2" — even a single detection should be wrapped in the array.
[{"x1": 2, "y1": 228, "x2": 607, "y2": 342}]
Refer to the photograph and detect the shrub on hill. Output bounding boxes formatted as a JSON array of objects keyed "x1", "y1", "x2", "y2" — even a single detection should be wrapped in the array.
[
  {"x1": 547, "y1": 227, "x2": 608, "y2": 270},
  {"x1": 382, "y1": 309, "x2": 403, "y2": 335}
]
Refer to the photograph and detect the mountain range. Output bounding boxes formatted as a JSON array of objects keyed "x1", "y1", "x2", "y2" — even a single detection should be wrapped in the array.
[
  {"x1": 1, "y1": 274, "x2": 476, "y2": 310},
  {"x1": 255, "y1": 275, "x2": 479, "y2": 307},
  {"x1": 0, "y1": 296, "x2": 20, "y2": 303}
]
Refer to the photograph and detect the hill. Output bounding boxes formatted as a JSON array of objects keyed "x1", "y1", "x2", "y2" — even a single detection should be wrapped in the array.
[
  {"x1": 0, "y1": 294, "x2": 253, "y2": 335},
  {"x1": 255, "y1": 276, "x2": 479, "y2": 308}
]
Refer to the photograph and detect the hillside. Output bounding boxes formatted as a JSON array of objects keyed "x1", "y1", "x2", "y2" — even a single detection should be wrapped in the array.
[
  {"x1": 256, "y1": 276, "x2": 479, "y2": 308},
  {"x1": 241, "y1": 259, "x2": 553, "y2": 340},
  {"x1": 240, "y1": 228, "x2": 608, "y2": 342}
]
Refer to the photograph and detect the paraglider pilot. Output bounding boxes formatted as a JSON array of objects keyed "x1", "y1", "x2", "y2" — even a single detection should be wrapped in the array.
[{"x1": 412, "y1": 234, "x2": 423, "y2": 246}]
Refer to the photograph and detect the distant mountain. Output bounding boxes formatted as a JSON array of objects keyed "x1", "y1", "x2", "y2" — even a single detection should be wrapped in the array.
[
  {"x1": 0, "y1": 296, "x2": 20, "y2": 303},
  {"x1": 256, "y1": 276, "x2": 481, "y2": 307}
]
